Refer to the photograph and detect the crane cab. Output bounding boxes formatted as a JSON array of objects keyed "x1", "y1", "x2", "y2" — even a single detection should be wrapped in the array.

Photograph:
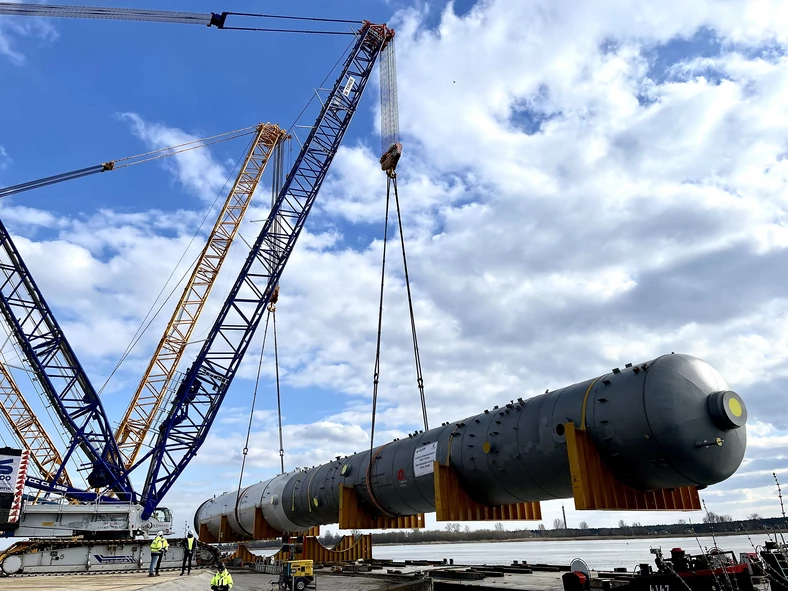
[
  {"x1": 141, "y1": 507, "x2": 173, "y2": 535},
  {"x1": 280, "y1": 559, "x2": 314, "y2": 591}
]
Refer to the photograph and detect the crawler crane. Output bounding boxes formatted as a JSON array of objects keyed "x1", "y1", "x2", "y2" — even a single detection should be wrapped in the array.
[{"x1": 0, "y1": 6, "x2": 395, "y2": 575}]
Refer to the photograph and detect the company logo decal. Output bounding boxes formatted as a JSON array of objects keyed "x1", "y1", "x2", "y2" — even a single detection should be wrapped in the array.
[{"x1": 92, "y1": 555, "x2": 137, "y2": 564}]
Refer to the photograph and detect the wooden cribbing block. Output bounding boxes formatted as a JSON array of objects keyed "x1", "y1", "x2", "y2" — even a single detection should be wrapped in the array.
[
  {"x1": 564, "y1": 422, "x2": 701, "y2": 511},
  {"x1": 198, "y1": 522, "x2": 217, "y2": 544},
  {"x1": 232, "y1": 544, "x2": 257, "y2": 564},
  {"x1": 253, "y1": 506, "x2": 282, "y2": 540},
  {"x1": 433, "y1": 461, "x2": 542, "y2": 521},
  {"x1": 338, "y1": 483, "x2": 425, "y2": 530},
  {"x1": 216, "y1": 514, "x2": 243, "y2": 542},
  {"x1": 273, "y1": 534, "x2": 373, "y2": 564}
]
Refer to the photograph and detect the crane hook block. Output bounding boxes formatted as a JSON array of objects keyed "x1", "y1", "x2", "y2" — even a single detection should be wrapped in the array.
[{"x1": 380, "y1": 142, "x2": 402, "y2": 176}]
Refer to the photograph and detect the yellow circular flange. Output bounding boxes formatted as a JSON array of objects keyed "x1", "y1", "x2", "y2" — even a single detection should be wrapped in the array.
[
  {"x1": 728, "y1": 397, "x2": 743, "y2": 418},
  {"x1": 341, "y1": 464, "x2": 349, "y2": 476},
  {"x1": 313, "y1": 497, "x2": 319, "y2": 507},
  {"x1": 482, "y1": 441, "x2": 492, "y2": 454}
]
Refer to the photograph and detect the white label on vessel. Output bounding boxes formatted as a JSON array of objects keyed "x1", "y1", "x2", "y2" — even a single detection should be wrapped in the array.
[
  {"x1": 413, "y1": 442, "x2": 438, "y2": 477},
  {"x1": 342, "y1": 76, "x2": 356, "y2": 96}
]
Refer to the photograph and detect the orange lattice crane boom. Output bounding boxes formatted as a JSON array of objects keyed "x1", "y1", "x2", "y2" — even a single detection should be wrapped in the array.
[
  {"x1": 0, "y1": 361, "x2": 73, "y2": 487},
  {"x1": 114, "y1": 123, "x2": 287, "y2": 468}
]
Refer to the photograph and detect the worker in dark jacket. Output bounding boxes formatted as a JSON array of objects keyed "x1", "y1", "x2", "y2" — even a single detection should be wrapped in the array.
[
  {"x1": 210, "y1": 562, "x2": 234, "y2": 590},
  {"x1": 180, "y1": 531, "x2": 196, "y2": 576}
]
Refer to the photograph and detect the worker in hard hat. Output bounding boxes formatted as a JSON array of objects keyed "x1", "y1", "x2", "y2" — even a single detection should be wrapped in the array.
[
  {"x1": 180, "y1": 531, "x2": 196, "y2": 576},
  {"x1": 210, "y1": 562, "x2": 234, "y2": 590},
  {"x1": 149, "y1": 531, "x2": 169, "y2": 577}
]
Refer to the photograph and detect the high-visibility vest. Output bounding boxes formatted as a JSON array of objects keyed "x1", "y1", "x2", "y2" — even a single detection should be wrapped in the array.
[
  {"x1": 210, "y1": 569, "x2": 234, "y2": 588},
  {"x1": 186, "y1": 537, "x2": 195, "y2": 551},
  {"x1": 150, "y1": 536, "x2": 168, "y2": 552}
]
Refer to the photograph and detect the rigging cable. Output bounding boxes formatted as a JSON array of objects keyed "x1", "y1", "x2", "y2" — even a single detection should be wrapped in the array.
[
  {"x1": 269, "y1": 136, "x2": 287, "y2": 475},
  {"x1": 223, "y1": 12, "x2": 359, "y2": 24},
  {"x1": 97, "y1": 132, "x2": 256, "y2": 395},
  {"x1": 272, "y1": 299, "x2": 285, "y2": 474},
  {"x1": 0, "y1": 125, "x2": 258, "y2": 199},
  {"x1": 369, "y1": 177, "x2": 392, "y2": 453},
  {"x1": 0, "y1": 4, "x2": 360, "y2": 34},
  {"x1": 392, "y1": 174, "x2": 429, "y2": 432},
  {"x1": 235, "y1": 308, "x2": 272, "y2": 502}
]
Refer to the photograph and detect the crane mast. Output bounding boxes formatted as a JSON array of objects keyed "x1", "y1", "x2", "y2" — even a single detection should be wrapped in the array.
[
  {"x1": 0, "y1": 360, "x2": 72, "y2": 487},
  {"x1": 113, "y1": 123, "x2": 287, "y2": 469},
  {"x1": 139, "y1": 22, "x2": 394, "y2": 519},
  {"x1": 0, "y1": 220, "x2": 134, "y2": 499}
]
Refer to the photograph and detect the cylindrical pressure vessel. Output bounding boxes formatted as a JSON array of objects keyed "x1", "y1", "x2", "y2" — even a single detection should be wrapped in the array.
[{"x1": 195, "y1": 353, "x2": 747, "y2": 539}]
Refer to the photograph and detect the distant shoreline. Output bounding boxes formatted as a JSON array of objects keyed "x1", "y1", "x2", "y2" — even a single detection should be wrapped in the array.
[{"x1": 373, "y1": 530, "x2": 767, "y2": 546}]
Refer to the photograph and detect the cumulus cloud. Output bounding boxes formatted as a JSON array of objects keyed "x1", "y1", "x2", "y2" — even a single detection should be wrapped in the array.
[{"x1": 5, "y1": 0, "x2": 788, "y2": 534}]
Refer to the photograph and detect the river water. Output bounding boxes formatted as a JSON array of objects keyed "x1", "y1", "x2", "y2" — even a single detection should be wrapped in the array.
[{"x1": 371, "y1": 534, "x2": 776, "y2": 571}]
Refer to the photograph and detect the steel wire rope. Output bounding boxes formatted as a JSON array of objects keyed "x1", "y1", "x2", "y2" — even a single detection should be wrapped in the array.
[
  {"x1": 0, "y1": 126, "x2": 258, "y2": 199},
  {"x1": 391, "y1": 175, "x2": 429, "y2": 431},
  {"x1": 0, "y1": 322, "x2": 90, "y2": 488},
  {"x1": 281, "y1": 34, "x2": 357, "y2": 140},
  {"x1": 272, "y1": 307, "x2": 285, "y2": 474},
  {"x1": 369, "y1": 178, "x2": 392, "y2": 454},
  {"x1": 235, "y1": 310, "x2": 273, "y2": 502},
  {"x1": 220, "y1": 26, "x2": 355, "y2": 35},
  {"x1": 224, "y1": 12, "x2": 360, "y2": 24},
  {"x1": 110, "y1": 127, "x2": 258, "y2": 169},
  {"x1": 0, "y1": 4, "x2": 362, "y2": 32},
  {"x1": 97, "y1": 133, "x2": 255, "y2": 396},
  {"x1": 180, "y1": 36, "x2": 356, "y2": 351}
]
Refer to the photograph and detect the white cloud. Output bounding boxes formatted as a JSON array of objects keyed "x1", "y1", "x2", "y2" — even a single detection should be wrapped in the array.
[
  {"x1": 7, "y1": 0, "x2": 788, "y2": 535},
  {"x1": 0, "y1": 7, "x2": 57, "y2": 65},
  {"x1": 119, "y1": 113, "x2": 230, "y2": 202}
]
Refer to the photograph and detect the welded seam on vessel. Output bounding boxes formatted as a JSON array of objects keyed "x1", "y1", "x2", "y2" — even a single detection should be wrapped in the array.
[
  {"x1": 483, "y1": 407, "x2": 522, "y2": 504},
  {"x1": 513, "y1": 396, "x2": 553, "y2": 498},
  {"x1": 580, "y1": 377, "x2": 601, "y2": 430},
  {"x1": 642, "y1": 359, "x2": 699, "y2": 486},
  {"x1": 234, "y1": 485, "x2": 254, "y2": 538},
  {"x1": 291, "y1": 471, "x2": 307, "y2": 512},
  {"x1": 366, "y1": 443, "x2": 396, "y2": 518}
]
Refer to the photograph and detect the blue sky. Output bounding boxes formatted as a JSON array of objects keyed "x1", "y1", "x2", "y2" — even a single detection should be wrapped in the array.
[{"x1": 2, "y1": 0, "x2": 788, "y2": 541}]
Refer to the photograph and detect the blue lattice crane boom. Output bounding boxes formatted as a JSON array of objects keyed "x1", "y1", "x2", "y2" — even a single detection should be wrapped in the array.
[
  {"x1": 138, "y1": 21, "x2": 395, "y2": 519},
  {"x1": 0, "y1": 221, "x2": 135, "y2": 500},
  {"x1": 0, "y1": 7, "x2": 394, "y2": 516}
]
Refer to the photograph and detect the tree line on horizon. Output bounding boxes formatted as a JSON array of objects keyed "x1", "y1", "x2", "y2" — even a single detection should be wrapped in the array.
[
  {"x1": 235, "y1": 513, "x2": 786, "y2": 550},
  {"x1": 310, "y1": 513, "x2": 786, "y2": 547}
]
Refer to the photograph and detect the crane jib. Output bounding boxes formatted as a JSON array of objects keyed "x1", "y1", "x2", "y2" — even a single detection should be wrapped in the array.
[{"x1": 139, "y1": 22, "x2": 394, "y2": 520}]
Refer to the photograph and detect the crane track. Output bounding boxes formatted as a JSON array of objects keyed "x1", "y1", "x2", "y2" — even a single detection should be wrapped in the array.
[
  {"x1": 0, "y1": 537, "x2": 220, "y2": 577},
  {"x1": 6, "y1": 565, "x2": 194, "y2": 578}
]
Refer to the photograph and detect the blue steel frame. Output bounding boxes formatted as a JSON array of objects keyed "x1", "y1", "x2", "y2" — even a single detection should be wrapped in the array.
[
  {"x1": 0, "y1": 219, "x2": 135, "y2": 500},
  {"x1": 139, "y1": 22, "x2": 394, "y2": 519}
]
